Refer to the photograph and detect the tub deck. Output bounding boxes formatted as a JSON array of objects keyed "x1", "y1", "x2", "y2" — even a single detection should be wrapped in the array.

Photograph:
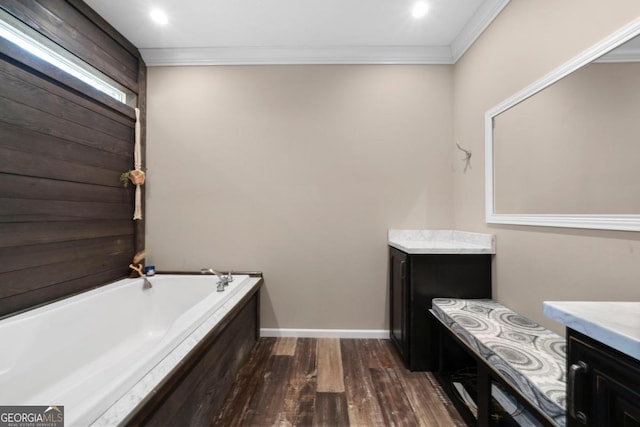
[{"x1": 0, "y1": 273, "x2": 262, "y2": 426}]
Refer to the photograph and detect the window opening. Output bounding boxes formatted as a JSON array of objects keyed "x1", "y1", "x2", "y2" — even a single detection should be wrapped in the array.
[{"x1": 0, "y1": 9, "x2": 134, "y2": 105}]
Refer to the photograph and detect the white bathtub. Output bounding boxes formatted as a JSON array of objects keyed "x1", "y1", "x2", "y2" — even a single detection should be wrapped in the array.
[{"x1": 0, "y1": 273, "x2": 258, "y2": 426}]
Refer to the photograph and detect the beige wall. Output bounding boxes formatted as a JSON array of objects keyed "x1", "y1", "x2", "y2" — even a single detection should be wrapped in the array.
[
  {"x1": 453, "y1": 0, "x2": 640, "y2": 333},
  {"x1": 147, "y1": 2, "x2": 640, "y2": 334},
  {"x1": 146, "y1": 65, "x2": 454, "y2": 330}
]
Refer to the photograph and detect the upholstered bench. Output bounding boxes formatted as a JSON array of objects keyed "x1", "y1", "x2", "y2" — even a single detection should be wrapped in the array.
[{"x1": 431, "y1": 298, "x2": 566, "y2": 427}]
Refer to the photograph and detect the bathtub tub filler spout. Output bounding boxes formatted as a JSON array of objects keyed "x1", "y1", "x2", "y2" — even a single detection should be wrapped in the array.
[
  {"x1": 129, "y1": 263, "x2": 152, "y2": 289},
  {"x1": 200, "y1": 268, "x2": 232, "y2": 292}
]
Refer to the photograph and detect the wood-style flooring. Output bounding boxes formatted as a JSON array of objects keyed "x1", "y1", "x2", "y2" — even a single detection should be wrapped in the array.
[{"x1": 213, "y1": 338, "x2": 466, "y2": 426}]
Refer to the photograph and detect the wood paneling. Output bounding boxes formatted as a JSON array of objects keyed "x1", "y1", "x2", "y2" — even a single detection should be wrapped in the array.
[
  {"x1": 0, "y1": 123, "x2": 131, "y2": 172},
  {"x1": 0, "y1": 0, "x2": 145, "y2": 317},
  {"x1": 0, "y1": 221, "x2": 134, "y2": 248},
  {"x1": 0, "y1": 146, "x2": 128, "y2": 186},
  {"x1": 0, "y1": 0, "x2": 139, "y2": 91},
  {"x1": 0, "y1": 250, "x2": 133, "y2": 298},
  {"x1": 0, "y1": 198, "x2": 132, "y2": 222},
  {"x1": 0, "y1": 61, "x2": 134, "y2": 132},
  {"x1": 0, "y1": 175, "x2": 132, "y2": 204},
  {"x1": 0, "y1": 268, "x2": 129, "y2": 316},
  {"x1": 0, "y1": 41, "x2": 134, "y2": 118},
  {"x1": 0, "y1": 236, "x2": 134, "y2": 274},
  {"x1": 0, "y1": 97, "x2": 132, "y2": 157}
]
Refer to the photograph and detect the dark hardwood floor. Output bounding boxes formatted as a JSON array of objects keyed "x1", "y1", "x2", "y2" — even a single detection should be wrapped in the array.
[{"x1": 213, "y1": 338, "x2": 466, "y2": 426}]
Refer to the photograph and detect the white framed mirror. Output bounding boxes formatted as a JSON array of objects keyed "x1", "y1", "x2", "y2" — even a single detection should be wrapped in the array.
[{"x1": 486, "y1": 18, "x2": 640, "y2": 232}]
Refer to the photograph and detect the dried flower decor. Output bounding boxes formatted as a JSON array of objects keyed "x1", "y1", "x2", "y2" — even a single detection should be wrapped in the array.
[{"x1": 120, "y1": 169, "x2": 146, "y2": 187}]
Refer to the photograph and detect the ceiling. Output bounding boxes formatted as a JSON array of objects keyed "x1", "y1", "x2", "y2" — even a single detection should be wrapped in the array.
[{"x1": 85, "y1": 0, "x2": 510, "y2": 66}]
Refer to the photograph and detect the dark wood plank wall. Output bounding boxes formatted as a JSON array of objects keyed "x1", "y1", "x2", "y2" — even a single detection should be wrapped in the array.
[
  {"x1": 0, "y1": 0, "x2": 146, "y2": 317},
  {"x1": 1, "y1": 0, "x2": 140, "y2": 92}
]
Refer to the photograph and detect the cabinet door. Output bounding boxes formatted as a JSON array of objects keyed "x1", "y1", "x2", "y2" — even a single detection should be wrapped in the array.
[
  {"x1": 567, "y1": 330, "x2": 640, "y2": 427},
  {"x1": 596, "y1": 374, "x2": 640, "y2": 426},
  {"x1": 389, "y1": 248, "x2": 408, "y2": 359}
]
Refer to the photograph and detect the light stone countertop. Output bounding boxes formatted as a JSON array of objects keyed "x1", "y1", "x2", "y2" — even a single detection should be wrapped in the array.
[
  {"x1": 544, "y1": 301, "x2": 640, "y2": 361},
  {"x1": 388, "y1": 229, "x2": 496, "y2": 254}
]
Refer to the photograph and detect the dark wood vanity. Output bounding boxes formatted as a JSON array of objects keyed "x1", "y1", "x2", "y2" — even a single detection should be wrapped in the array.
[
  {"x1": 567, "y1": 329, "x2": 640, "y2": 426},
  {"x1": 544, "y1": 301, "x2": 640, "y2": 426},
  {"x1": 388, "y1": 230, "x2": 494, "y2": 371}
]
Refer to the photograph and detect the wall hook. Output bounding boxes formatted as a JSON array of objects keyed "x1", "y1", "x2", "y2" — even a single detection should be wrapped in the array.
[{"x1": 456, "y1": 143, "x2": 472, "y2": 173}]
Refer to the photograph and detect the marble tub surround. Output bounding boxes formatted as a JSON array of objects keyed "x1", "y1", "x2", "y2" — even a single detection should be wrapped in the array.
[
  {"x1": 388, "y1": 229, "x2": 496, "y2": 254},
  {"x1": 544, "y1": 301, "x2": 640, "y2": 361}
]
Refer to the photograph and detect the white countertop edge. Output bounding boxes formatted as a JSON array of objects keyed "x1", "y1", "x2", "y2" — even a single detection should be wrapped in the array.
[
  {"x1": 91, "y1": 277, "x2": 261, "y2": 426},
  {"x1": 388, "y1": 229, "x2": 496, "y2": 254},
  {"x1": 543, "y1": 301, "x2": 640, "y2": 361},
  {"x1": 388, "y1": 241, "x2": 496, "y2": 254}
]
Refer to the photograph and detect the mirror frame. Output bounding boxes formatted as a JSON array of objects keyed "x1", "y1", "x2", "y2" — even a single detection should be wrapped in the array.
[{"x1": 485, "y1": 18, "x2": 640, "y2": 232}]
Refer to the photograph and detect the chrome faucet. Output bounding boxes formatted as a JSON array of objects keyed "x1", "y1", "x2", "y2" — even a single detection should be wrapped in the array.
[{"x1": 200, "y1": 268, "x2": 232, "y2": 292}]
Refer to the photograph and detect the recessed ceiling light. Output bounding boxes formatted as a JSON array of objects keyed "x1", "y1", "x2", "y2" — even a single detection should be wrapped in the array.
[
  {"x1": 412, "y1": 2, "x2": 429, "y2": 19},
  {"x1": 150, "y1": 9, "x2": 168, "y2": 25}
]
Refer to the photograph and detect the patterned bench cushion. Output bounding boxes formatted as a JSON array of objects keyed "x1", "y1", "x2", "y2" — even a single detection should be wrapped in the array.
[{"x1": 432, "y1": 298, "x2": 566, "y2": 426}]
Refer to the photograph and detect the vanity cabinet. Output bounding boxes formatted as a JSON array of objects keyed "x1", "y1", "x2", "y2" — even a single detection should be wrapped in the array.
[
  {"x1": 389, "y1": 246, "x2": 491, "y2": 371},
  {"x1": 567, "y1": 329, "x2": 640, "y2": 426},
  {"x1": 389, "y1": 247, "x2": 409, "y2": 360}
]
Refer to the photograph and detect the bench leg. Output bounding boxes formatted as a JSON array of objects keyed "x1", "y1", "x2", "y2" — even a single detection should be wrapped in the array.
[{"x1": 477, "y1": 363, "x2": 491, "y2": 427}]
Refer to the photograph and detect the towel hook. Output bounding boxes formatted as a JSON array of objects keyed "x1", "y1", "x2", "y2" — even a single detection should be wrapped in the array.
[{"x1": 456, "y1": 143, "x2": 472, "y2": 173}]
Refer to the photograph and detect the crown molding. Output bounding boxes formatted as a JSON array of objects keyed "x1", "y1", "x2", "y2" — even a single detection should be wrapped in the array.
[
  {"x1": 140, "y1": 45, "x2": 454, "y2": 66},
  {"x1": 140, "y1": 0, "x2": 511, "y2": 67},
  {"x1": 596, "y1": 46, "x2": 640, "y2": 62},
  {"x1": 451, "y1": 0, "x2": 510, "y2": 62}
]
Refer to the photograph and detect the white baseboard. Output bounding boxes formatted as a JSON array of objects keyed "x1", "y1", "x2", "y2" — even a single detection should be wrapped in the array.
[{"x1": 260, "y1": 328, "x2": 389, "y2": 339}]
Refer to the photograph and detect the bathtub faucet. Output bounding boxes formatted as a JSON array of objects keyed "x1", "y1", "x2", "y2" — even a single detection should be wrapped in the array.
[
  {"x1": 200, "y1": 268, "x2": 232, "y2": 292},
  {"x1": 130, "y1": 262, "x2": 152, "y2": 289}
]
